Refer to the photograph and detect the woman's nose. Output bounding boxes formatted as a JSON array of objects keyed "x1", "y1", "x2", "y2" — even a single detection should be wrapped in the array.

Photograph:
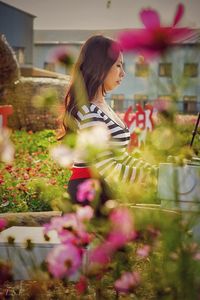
[{"x1": 120, "y1": 68, "x2": 125, "y2": 78}]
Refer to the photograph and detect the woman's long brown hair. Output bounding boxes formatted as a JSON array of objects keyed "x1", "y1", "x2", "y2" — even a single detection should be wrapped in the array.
[{"x1": 61, "y1": 35, "x2": 120, "y2": 137}]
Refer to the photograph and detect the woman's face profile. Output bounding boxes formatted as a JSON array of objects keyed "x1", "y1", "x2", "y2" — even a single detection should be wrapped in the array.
[{"x1": 103, "y1": 52, "x2": 125, "y2": 92}]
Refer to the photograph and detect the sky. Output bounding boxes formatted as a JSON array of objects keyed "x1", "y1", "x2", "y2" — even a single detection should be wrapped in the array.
[{"x1": 1, "y1": 0, "x2": 200, "y2": 30}]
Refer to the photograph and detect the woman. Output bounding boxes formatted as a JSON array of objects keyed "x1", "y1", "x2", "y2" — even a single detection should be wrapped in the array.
[{"x1": 63, "y1": 35, "x2": 151, "y2": 206}]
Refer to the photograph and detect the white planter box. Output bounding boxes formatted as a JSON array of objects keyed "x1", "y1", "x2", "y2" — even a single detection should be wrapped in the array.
[
  {"x1": 157, "y1": 163, "x2": 200, "y2": 242},
  {"x1": 157, "y1": 163, "x2": 200, "y2": 211},
  {"x1": 0, "y1": 226, "x2": 60, "y2": 280}
]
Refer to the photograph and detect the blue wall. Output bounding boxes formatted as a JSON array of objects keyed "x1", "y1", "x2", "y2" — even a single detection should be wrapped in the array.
[
  {"x1": 110, "y1": 45, "x2": 200, "y2": 112},
  {"x1": 33, "y1": 40, "x2": 200, "y2": 113}
]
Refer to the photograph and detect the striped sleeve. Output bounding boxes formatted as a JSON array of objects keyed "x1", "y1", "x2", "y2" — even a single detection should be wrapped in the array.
[{"x1": 94, "y1": 149, "x2": 151, "y2": 183}]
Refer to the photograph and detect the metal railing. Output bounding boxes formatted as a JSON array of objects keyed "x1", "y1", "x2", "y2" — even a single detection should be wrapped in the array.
[{"x1": 107, "y1": 99, "x2": 200, "y2": 115}]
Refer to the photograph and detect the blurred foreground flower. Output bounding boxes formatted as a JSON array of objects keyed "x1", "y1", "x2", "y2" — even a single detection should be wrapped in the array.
[
  {"x1": 50, "y1": 124, "x2": 110, "y2": 167},
  {"x1": 76, "y1": 123, "x2": 110, "y2": 150},
  {"x1": 114, "y1": 271, "x2": 140, "y2": 293},
  {"x1": 0, "y1": 261, "x2": 13, "y2": 285},
  {"x1": 0, "y1": 218, "x2": 7, "y2": 231},
  {"x1": 154, "y1": 98, "x2": 172, "y2": 113},
  {"x1": 118, "y1": 3, "x2": 194, "y2": 59},
  {"x1": 136, "y1": 244, "x2": 151, "y2": 258},
  {"x1": 110, "y1": 207, "x2": 135, "y2": 240},
  {"x1": 44, "y1": 212, "x2": 92, "y2": 246},
  {"x1": 48, "y1": 45, "x2": 74, "y2": 68},
  {"x1": 45, "y1": 208, "x2": 95, "y2": 280},
  {"x1": 50, "y1": 144, "x2": 75, "y2": 167},
  {"x1": 0, "y1": 128, "x2": 14, "y2": 163},
  {"x1": 76, "y1": 205, "x2": 94, "y2": 221},
  {"x1": 87, "y1": 208, "x2": 136, "y2": 272},
  {"x1": 32, "y1": 87, "x2": 60, "y2": 116},
  {"x1": 47, "y1": 244, "x2": 82, "y2": 278},
  {"x1": 75, "y1": 275, "x2": 88, "y2": 295},
  {"x1": 77, "y1": 179, "x2": 100, "y2": 203}
]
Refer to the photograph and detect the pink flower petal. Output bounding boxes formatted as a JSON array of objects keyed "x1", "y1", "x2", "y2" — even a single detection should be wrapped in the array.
[
  {"x1": 75, "y1": 276, "x2": 88, "y2": 295},
  {"x1": 136, "y1": 245, "x2": 151, "y2": 258},
  {"x1": 0, "y1": 218, "x2": 7, "y2": 231},
  {"x1": 140, "y1": 9, "x2": 160, "y2": 29},
  {"x1": 169, "y1": 28, "x2": 195, "y2": 42},
  {"x1": 114, "y1": 271, "x2": 140, "y2": 293},
  {"x1": 173, "y1": 3, "x2": 184, "y2": 26},
  {"x1": 47, "y1": 244, "x2": 82, "y2": 278},
  {"x1": 89, "y1": 243, "x2": 112, "y2": 265},
  {"x1": 76, "y1": 206, "x2": 94, "y2": 221},
  {"x1": 118, "y1": 5, "x2": 194, "y2": 60}
]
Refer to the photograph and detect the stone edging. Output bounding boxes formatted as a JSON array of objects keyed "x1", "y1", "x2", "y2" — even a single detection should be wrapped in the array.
[{"x1": 0, "y1": 211, "x2": 62, "y2": 226}]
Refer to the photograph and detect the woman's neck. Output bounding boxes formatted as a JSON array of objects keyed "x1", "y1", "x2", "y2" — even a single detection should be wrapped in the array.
[{"x1": 91, "y1": 90, "x2": 106, "y2": 105}]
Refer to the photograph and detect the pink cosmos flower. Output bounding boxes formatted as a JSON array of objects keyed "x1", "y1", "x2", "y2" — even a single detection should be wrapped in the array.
[
  {"x1": 154, "y1": 98, "x2": 172, "y2": 113},
  {"x1": 88, "y1": 233, "x2": 129, "y2": 270},
  {"x1": 136, "y1": 244, "x2": 151, "y2": 258},
  {"x1": 48, "y1": 45, "x2": 74, "y2": 67},
  {"x1": 88, "y1": 211, "x2": 136, "y2": 269},
  {"x1": 77, "y1": 179, "x2": 100, "y2": 203},
  {"x1": 75, "y1": 275, "x2": 88, "y2": 295},
  {"x1": 43, "y1": 213, "x2": 92, "y2": 246},
  {"x1": 0, "y1": 218, "x2": 7, "y2": 231},
  {"x1": 193, "y1": 252, "x2": 200, "y2": 261},
  {"x1": 117, "y1": 3, "x2": 194, "y2": 59},
  {"x1": 109, "y1": 208, "x2": 135, "y2": 241},
  {"x1": 114, "y1": 271, "x2": 140, "y2": 293},
  {"x1": 47, "y1": 244, "x2": 82, "y2": 279},
  {"x1": 88, "y1": 242, "x2": 112, "y2": 266},
  {"x1": 107, "y1": 231, "x2": 128, "y2": 250}
]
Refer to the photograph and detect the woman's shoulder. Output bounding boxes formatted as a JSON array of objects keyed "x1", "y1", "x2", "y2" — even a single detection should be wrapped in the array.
[
  {"x1": 76, "y1": 103, "x2": 104, "y2": 122},
  {"x1": 76, "y1": 103, "x2": 101, "y2": 116}
]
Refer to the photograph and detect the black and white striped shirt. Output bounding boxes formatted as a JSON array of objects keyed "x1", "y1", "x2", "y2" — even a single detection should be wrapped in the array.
[{"x1": 75, "y1": 103, "x2": 150, "y2": 183}]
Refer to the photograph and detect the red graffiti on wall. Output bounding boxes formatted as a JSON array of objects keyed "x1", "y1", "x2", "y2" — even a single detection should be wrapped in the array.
[{"x1": 124, "y1": 104, "x2": 154, "y2": 150}]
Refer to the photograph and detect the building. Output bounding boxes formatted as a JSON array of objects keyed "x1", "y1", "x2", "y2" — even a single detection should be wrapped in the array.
[
  {"x1": 34, "y1": 29, "x2": 200, "y2": 114},
  {"x1": 0, "y1": 1, "x2": 35, "y2": 65},
  {"x1": 1, "y1": 1, "x2": 199, "y2": 115},
  {"x1": 33, "y1": 29, "x2": 122, "y2": 74},
  {"x1": 0, "y1": 1, "x2": 65, "y2": 79},
  {"x1": 114, "y1": 31, "x2": 200, "y2": 114}
]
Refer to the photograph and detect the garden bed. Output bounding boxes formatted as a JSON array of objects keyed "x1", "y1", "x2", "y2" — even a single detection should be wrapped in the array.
[{"x1": 0, "y1": 130, "x2": 71, "y2": 214}]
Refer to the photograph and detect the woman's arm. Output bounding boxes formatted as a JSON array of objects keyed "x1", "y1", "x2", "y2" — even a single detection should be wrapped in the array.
[{"x1": 76, "y1": 105, "x2": 153, "y2": 183}]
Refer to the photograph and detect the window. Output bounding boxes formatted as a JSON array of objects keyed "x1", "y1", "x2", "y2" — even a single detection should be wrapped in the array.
[
  {"x1": 13, "y1": 47, "x2": 25, "y2": 64},
  {"x1": 159, "y1": 63, "x2": 172, "y2": 77},
  {"x1": 111, "y1": 94, "x2": 124, "y2": 101},
  {"x1": 183, "y1": 95, "x2": 197, "y2": 114},
  {"x1": 111, "y1": 94, "x2": 124, "y2": 112},
  {"x1": 134, "y1": 94, "x2": 148, "y2": 102},
  {"x1": 184, "y1": 63, "x2": 198, "y2": 77},
  {"x1": 44, "y1": 62, "x2": 55, "y2": 72},
  {"x1": 157, "y1": 95, "x2": 172, "y2": 101},
  {"x1": 135, "y1": 63, "x2": 149, "y2": 77}
]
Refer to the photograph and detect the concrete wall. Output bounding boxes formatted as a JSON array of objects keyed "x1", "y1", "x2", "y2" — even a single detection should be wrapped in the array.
[{"x1": 3, "y1": 77, "x2": 69, "y2": 131}]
